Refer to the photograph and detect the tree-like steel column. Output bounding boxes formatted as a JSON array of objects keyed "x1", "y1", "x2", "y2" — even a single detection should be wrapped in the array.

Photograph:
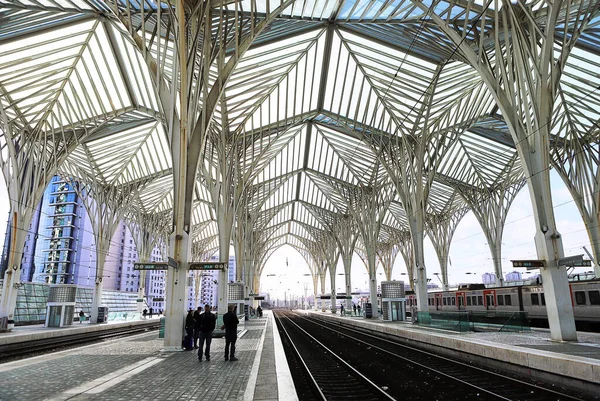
[
  {"x1": 456, "y1": 180, "x2": 525, "y2": 287},
  {"x1": 336, "y1": 215, "x2": 358, "y2": 311},
  {"x1": 308, "y1": 208, "x2": 359, "y2": 313},
  {"x1": 127, "y1": 212, "x2": 170, "y2": 314},
  {"x1": 107, "y1": 0, "x2": 298, "y2": 346},
  {"x1": 378, "y1": 130, "x2": 458, "y2": 314},
  {"x1": 425, "y1": 203, "x2": 469, "y2": 290},
  {"x1": 376, "y1": 241, "x2": 400, "y2": 282},
  {"x1": 397, "y1": 231, "x2": 415, "y2": 289},
  {"x1": 0, "y1": 98, "x2": 81, "y2": 322},
  {"x1": 412, "y1": 0, "x2": 598, "y2": 340},
  {"x1": 347, "y1": 184, "x2": 393, "y2": 318}
]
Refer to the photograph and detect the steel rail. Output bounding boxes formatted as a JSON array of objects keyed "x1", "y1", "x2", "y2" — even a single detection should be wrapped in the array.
[
  {"x1": 304, "y1": 313, "x2": 586, "y2": 401},
  {"x1": 275, "y1": 310, "x2": 396, "y2": 401}
]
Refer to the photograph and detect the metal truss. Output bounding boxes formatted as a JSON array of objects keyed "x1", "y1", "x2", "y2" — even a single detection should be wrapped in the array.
[{"x1": 2, "y1": 0, "x2": 600, "y2": 342}]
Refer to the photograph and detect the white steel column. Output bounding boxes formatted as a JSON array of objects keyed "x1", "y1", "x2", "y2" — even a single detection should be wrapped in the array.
[
  {"x1": 328, "y1": 264, "x2": 337, "y2": 313},
  {"x1": 408, "y1": 213, "x2": 428, "y2": 314},
  {"x1": 526, "y1": 156, "x2": 576, "y2": 341},
  {"x1": 163, "y1": 0, "x2": 191, "y2": 351},
  {"x1": 319, "y1": 270, "x2": 326, "y2": 312},
  {"x1": 0, "y1": 211, "x2": 27, "y2": 321},
  {"x1": 164, "y1": 232, "x2": 190, "y2": 351},
  {"x1": 341, "y1": 253, "x2": 353, "y2": 311}
]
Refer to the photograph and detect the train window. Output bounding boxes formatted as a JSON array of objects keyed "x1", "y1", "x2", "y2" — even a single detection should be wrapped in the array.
[
  {"x1": 497, "y1": 296, "x2": 504, "y2": 306},
  {"x1": 467, "y1": 297, "x2": 471, "y2": 306},
  {"x1": 504, "y1": 295, "x2": 512, "y2": 306},
  {"x1": 541, "y1": 293, "x2": 546, "y2": 306},
  {"x1": 531, "y1": 293, "x2": 539, "y2": 305},
  {"x1": 589, "y1": 291, "x2": 600, "y2": 305},
  {"x1": 574, "y1": 291, "x2": 586, "y2": 306}
]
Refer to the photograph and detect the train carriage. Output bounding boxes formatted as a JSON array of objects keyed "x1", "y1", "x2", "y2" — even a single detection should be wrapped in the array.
[{"x1": 415, "y1": 278, "x2": 600, "y2": 331}]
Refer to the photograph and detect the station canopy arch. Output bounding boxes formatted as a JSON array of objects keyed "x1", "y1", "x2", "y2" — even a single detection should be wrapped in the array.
[{"x1": 1, "y1": 0, "x2": 597, "y2": 265}]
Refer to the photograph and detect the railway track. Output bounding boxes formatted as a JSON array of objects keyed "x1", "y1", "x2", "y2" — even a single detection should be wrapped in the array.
[
  {"x1": 275, "y1": 310, "x2": 395, "y2": 401},
  {"x1": 0, "y1": 321, "x2": 160, "y2": 362},
  {"x1": 276, "y1": 310, "x2": 595, "y2": 400}
]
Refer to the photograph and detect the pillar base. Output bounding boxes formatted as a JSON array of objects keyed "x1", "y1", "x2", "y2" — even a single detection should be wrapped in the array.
[{"x1": 161, "y1": 346, "x2": 184, "y2": 353}]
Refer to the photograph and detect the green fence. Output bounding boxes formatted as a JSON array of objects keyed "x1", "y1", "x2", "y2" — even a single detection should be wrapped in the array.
[
  {"x1": 415, "y1": 310, "x2": 530, "y2": 332},
  {"x1": 415, "y1": 311, "x2": 471, "y2": 332},
  {"x1": 469, "y1": 311, "x2": 530, "y2": 332}
]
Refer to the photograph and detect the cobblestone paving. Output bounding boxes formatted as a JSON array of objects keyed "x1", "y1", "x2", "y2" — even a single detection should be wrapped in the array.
[
  {"x1": 92, "y1": 340, "x2": 256, "y2": 400},
  {"x1": 0, "y1": 354, "x2": 149, "y2": 401},
  {"x1": 240, "y1": 328, "x2": 263, "y2": 340},
  {"x1": 0, "y1": 326, "x2": 266, "y2": 401}
]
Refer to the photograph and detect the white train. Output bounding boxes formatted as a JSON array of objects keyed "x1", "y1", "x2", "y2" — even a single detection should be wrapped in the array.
[{"x1": 405, "y1": 279, "x2": 600, "y2": 331}]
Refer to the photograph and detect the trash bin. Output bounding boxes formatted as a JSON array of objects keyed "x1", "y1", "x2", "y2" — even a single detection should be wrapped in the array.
[{"x1": 364, "y1": 303, "x2": 372, "y2": 318}]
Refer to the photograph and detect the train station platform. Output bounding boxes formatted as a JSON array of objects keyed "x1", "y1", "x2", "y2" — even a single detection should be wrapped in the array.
[
  {"x1": 0, "y1": 310, "x2": 297, "y2": 401},
  {"x1": 0, "y1": 316, "x2": 161, "y2": 346},
  {"x1": 305, "y1": 310, "x2": 600, "y2": 391}
]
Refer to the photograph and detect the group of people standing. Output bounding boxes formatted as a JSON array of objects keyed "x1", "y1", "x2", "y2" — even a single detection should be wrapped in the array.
[
  {"x1": 143, "y1": 308, "x2": 161, "y2": 318},
  {"x1": 185, "y1": 304, "x2": 239, "y2": 362}
]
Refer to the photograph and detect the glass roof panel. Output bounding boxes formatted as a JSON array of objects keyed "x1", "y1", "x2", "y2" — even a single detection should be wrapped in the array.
[{"x1": 228, "y1": 29, "x2": 324, "y2": 133}]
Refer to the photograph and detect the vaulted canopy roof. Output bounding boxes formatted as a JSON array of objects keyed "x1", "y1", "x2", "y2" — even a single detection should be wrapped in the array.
[{"x1": 1, "y1": 0, "x2": 598, "y2": 263}]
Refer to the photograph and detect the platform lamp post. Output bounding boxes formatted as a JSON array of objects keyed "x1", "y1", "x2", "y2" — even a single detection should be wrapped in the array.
[
  {"x1": 433, "y1": 272, "x2": 443, "y2": 286},
  {"x1": 87, "y1": 243, "x2": 95, "y2": 287}
]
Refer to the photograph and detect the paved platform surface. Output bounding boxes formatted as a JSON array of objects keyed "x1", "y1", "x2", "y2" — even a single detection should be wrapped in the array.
[
  {"x1": 0, "y1": 311, "x2": 296, "y2": 401},
  {"x1": 305, "y1": 310, "x2": 600, "y2": 385},
  {"x1": 0, "y1": 316, "x2": 161, "y2": 345}
]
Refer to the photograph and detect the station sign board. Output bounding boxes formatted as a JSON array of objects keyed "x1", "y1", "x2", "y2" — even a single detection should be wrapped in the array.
[
  {"x1": 570, "y1": 260, "x2": 592, "y2": 267},
  {"x1": 189, "y1": 262, "x2": 227, "y2": 271},
  {"x1": 558, "y1": 254, "x2": 585, "y2": 267},
  {"x1": 254, "y1": 296, "x2": 265, "y2": 300},
  {"x1": 511, "y1": 260, "x2": 545, "y2": 270},
  {"x1": 168, "y1": 257, "x2": 179, "y2": 269},
  {"x1": 134, "y1": 262, "x2": 169, "y2": 271}
]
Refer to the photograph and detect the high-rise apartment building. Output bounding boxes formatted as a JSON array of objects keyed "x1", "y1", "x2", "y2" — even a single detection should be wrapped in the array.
[{"x1": 1, "y1": 176, "x2": 241, "y2": 313}]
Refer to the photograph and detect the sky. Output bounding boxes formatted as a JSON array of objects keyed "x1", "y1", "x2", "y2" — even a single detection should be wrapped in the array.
[{"x1": 0, "y1": 169, "x2": 594, "y2": 301}]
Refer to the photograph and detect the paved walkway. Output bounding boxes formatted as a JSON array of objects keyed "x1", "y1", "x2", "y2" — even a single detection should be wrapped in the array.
[{"x1": 0, "y1": 311, "x2": 296, "y2": 400}]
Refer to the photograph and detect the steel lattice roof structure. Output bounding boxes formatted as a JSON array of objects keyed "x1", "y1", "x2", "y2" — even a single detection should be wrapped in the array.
[{"x1": 1, "y1": 0, "x2": 599, "y2": 294}]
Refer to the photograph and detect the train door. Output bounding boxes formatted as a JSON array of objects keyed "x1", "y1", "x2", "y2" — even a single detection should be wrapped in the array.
[
  {"x1": 456, "y1": 292, "x2": 466, "y2": 310},
  {"x1": 483, "y1": 289, "x2": 496, "y2": 310},
  {"x1": 434, "y1": 293, "x2": 443, "y2": 311}
]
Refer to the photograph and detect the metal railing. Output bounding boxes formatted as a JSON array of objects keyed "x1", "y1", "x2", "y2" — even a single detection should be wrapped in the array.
[{"x1": 415, "y1": 311, "x2": 530, "y2": 332}]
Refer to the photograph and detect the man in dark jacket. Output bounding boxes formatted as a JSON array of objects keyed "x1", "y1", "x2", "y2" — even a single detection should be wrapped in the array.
[
  {"x1": 196, "y1": 304, "x2": 216, "y2": 361},
  {"x1": 221, "y1": 305, "x2": 239, "y2": 361}
]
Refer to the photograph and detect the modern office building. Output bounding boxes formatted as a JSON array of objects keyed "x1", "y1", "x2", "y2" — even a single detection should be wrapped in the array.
[{"x1": 1, "y1": 177, "x2": 240, "y2": 314}]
